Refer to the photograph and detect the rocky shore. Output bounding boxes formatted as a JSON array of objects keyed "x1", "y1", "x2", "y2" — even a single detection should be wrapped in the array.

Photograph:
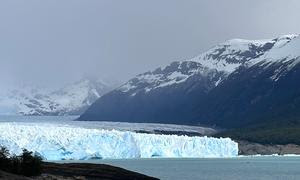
[
  {"x1": 0, "y1": 162, "x2": 158, "y2": 180},
  {"x1": 238, "y1": 140, "x2": 300, "y2": 155}
]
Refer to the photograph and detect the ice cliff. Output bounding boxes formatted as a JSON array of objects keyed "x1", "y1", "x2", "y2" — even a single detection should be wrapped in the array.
[{"x1": 0, "y1": 123, "x2": 238, "y2": 160}]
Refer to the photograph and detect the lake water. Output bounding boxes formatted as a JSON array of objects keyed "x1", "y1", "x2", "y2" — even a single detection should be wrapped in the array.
[{"x1": 62, "y1": 157, "x2": 300, "y2": 180}]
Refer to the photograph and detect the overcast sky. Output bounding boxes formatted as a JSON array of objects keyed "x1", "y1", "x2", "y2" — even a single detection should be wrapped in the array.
[{"x1": 0, "y1": 0, "x2": 299, "y2": 86}]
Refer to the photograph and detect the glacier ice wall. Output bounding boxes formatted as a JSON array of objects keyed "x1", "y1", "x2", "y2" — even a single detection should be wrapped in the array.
[{"x1": 0, "y1": 123, "x2": 238, "y2": 160}]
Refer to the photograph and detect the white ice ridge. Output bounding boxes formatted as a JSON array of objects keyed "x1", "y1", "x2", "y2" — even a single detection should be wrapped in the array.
[{"x1": 0, "y1": 123, "x2": 238, "y2": 160}]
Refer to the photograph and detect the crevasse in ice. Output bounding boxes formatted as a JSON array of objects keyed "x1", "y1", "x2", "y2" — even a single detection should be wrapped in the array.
[{"x1": 0, "y1": 123, "x2": 238, "y2": 160}]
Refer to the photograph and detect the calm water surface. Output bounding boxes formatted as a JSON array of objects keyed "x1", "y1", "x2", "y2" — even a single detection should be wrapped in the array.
[{"x1": 62, "y1": 157, "x2": 300, "y2": 180}]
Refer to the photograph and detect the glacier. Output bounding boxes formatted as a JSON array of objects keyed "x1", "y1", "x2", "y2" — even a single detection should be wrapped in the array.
[{"x1": 0, "y1": 123, "x2": 238, "y2": 160}]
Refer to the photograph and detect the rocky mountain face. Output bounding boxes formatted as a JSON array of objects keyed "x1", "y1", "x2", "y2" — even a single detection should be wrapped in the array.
[
  {"x1": 0, "y1": 77, "x2": 116, "y2": 115},
  {"x1": 79, "y1": 35, "x2": 300, "y2": 129}
]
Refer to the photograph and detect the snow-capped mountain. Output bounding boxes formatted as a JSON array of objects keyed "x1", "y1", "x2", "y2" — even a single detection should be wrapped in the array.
[
  {"x1": 119, "y1": 34, "x2": 297, "y2": 96},
  {"x1": 0, "y1": 77, "x2": 116, "y2": 115},
  {"x1": 79, "y1": 34, "x2": 300, "y2": 128}
]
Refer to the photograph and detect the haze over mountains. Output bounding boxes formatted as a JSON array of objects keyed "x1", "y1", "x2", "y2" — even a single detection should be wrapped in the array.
[
  {"x1": 79, "y1": 34, "x2": 300, "y2": 133},
  {"x1": 0, "y1": 77, "x2": 118, "y2": 115}
]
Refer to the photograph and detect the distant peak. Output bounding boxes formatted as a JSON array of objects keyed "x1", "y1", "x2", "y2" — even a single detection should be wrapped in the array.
[
  {"x1": 223, "y1": 38, "x2": 272, "y2": 46},
  {"x1": 276, "y1": 34, "x2": 299, "y2": 40},
  {"x1": 221, "y1": 34, "x2": 299, "y2": 46}
]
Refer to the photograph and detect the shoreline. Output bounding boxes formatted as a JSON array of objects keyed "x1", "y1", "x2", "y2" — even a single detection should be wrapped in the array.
[
  {"x1": 40, "y1": 162, "x2": 159, "y2": 180},
  {"x1": 237, "y1": 140, "x2": 300, "y2": 156},
  {"x1": 0, "y1": 162, "x2": 159, "y2": 180},
  {"x1": 2, "y1": 154, "x2": 300, "y2": 180}
]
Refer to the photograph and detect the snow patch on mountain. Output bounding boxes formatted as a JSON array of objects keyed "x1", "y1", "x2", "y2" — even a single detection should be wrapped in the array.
[
  {"x1": 190, "y1": 37, "x2": 276, "y2": 73},
  {"x1": 119, "y1": 61, "x2": 224, "y2": 95},
  {"x1": 119, "y1": 34, "x2": 300, "y2": 96},
  {"x1": 246, "y1": 34, "x2": 300, "y2": 81},
  {"x1": 0, "y1": 123, "x2": 238, "y2": 160},
  {"x1": 119, "y1": 35, "x2": 300, "y2": 95},
  {"x1": 249, "y1": 34, "x2": 299, "y2": 66}
]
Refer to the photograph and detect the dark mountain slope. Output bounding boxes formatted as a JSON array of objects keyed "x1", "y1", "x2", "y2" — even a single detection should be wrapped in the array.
[
  {"x1": 79, "y1": 35, "x2": 300, "y2": 135},
  {"x1": 196, "y1": 59, "x2": 300, "y2": 128},
  {"x1": 80, "y1": 61, "x2": 226, "y2": 124}
]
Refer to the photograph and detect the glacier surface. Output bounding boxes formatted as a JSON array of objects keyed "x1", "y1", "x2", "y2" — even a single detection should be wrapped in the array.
[{"x1": 0, "y1": 123, "x2": 238, "y2": 160}]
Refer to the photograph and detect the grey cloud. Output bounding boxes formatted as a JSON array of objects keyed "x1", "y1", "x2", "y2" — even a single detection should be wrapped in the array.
[{"x1": 0, "y1": 0, "x2": 299, "y2": 86}]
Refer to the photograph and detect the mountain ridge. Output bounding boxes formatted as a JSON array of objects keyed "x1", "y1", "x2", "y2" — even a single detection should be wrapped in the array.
[{"x1": 79, "y1": 34, "x2": 300, "y2": 133}]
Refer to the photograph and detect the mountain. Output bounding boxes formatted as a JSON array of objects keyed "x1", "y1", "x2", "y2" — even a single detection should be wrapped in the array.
[
  {"x1": 0, "y1": 77, "x2": 116, "y2": 115},
  {"x1": 79, "y1": 35, "x2": 300, "y2": 136}
]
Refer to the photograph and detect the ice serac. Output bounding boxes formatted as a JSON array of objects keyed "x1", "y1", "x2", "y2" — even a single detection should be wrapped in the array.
[{"x1": 0, "y1": 123, "x2": 238, "y2": 160}]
